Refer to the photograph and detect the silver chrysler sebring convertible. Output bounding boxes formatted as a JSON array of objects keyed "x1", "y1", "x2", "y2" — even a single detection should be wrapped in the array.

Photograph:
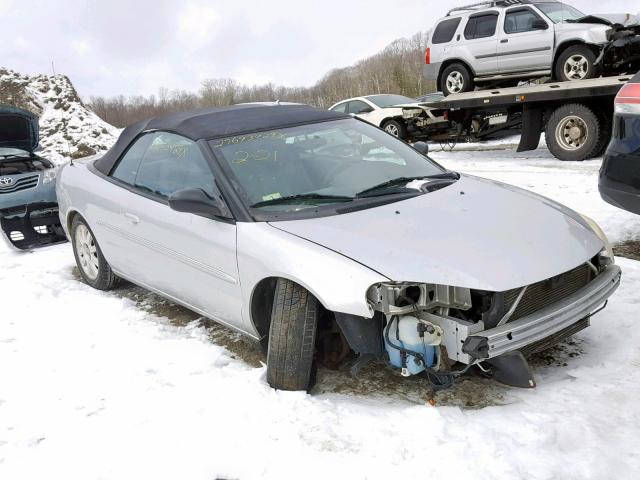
[{"x1": 56, "y1": 104, "x2": 621, "y2": 391}]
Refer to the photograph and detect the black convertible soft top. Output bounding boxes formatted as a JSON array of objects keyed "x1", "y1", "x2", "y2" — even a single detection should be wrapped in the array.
[{"x1": 94, "y1": 104, "x2": 349, "y2": 174}]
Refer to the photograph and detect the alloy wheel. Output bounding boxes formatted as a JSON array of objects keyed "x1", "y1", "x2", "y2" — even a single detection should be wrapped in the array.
[
  {"x1": 384, "y1": 124, "x2": 400, "y2": 137},
  {"x1": 75, "y1": 224, "x2": 99, "y2": 280},
  {"x1": 446, "y1": 71, "x2": 464, "y2": 94},
  {"x1": 563, "y1": 55, "x2": 589, "y2": 80}
]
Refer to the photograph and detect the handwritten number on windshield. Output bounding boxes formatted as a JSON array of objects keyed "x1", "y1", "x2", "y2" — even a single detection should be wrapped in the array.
[{"x1": 233, "y1": 150, "x2": 277, "y2": 165}]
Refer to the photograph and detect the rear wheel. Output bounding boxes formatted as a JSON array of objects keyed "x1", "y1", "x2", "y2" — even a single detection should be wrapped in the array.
[
  {"x1": 545, "y1": 103, "x2": 600, "y2": 161},
  {"x1": 71, "y1": 215, "x2": 119, "y2": 290},
  {"x1": 266, "y1": 279, "x2": 319, "y2": 391},
  {"x1": 382, "y1": 119, "x2": 408, "y2": 139},
  {"x1": 555, "y1": 45, "x2": 599, "y2": 82},
  {"x1": 440, "y1": 63, "x2": 474, "y2": 96}
]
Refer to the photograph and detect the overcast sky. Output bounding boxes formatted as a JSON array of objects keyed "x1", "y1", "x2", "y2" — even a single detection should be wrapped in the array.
[{"x1": 0, "y1": 0, "x2": 634, "y2": 98}]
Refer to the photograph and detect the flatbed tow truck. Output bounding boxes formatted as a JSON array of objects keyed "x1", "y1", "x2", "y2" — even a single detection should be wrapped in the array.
[{"x1": 409, "y1": 75, "x2": 635, "y2": 161}]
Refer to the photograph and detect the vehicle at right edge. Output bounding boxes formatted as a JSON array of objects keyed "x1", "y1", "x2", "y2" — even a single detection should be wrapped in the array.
[{"x1": 599, "y1": 71, "x2": 640, "y2": 214}]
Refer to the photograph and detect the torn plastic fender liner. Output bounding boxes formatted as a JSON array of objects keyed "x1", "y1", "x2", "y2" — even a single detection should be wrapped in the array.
[
  {"x1": 486, "y1": 351, "x2": 536, "y2": 388},
  {"x1": 334, "y1": 312, "x2": 384, "y2": 359},
  {"x1": 0, "y1": 202, "x2": 67, "y2": 251}
]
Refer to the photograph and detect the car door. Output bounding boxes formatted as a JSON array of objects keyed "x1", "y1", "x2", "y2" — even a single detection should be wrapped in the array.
[
  {"x1": 107, "y1": 131, "x2": 244, "y2": 331},
  {"x1": 498, "y1": 6, "x2": 553, "y2": 73},
  {"x1": 462, "y1": 12, "x2": 499, "y2": 75}
]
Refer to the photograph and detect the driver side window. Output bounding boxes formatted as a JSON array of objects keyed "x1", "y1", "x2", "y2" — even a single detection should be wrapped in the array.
[
  {"x1": 111, "y1": 132, "x2": 216, "y2": 199},
  {"x1": 504, "y1": 8, "x2": 546, "y2": 33},
  {"x1": 347, "y1": 100, "x2": 373, "y2": 115}
]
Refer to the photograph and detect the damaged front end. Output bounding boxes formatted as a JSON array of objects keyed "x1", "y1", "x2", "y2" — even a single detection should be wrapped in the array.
[
  {"x1": 579, "y1": 15, "x2": 640, "y2": 75},
  {"x1": 601, "y1": 26, "x2": 640, "y2": 75},
  {"x1": 357, "y1": 250, "x2": 621, "y2": 389}
]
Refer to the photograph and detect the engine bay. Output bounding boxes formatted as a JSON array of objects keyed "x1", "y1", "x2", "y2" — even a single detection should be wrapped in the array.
[{"x1": 0, "y1": 156, "x2": 54, "y2": 176}]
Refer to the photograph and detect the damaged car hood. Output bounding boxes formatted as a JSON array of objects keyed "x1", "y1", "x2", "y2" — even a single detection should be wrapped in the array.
[
  {"x1": 0, "y1": 105, "x2": 39, "y2": 153},
  {"x1": 270, "y1": 175, "x2": 603, "y2": 292},
  {"x1": 570, "y1": 13, "x2": 640, "y2": 27}
]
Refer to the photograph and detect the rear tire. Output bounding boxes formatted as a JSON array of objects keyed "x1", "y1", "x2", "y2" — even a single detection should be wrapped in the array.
[
  {"x1": 71, "y1": 215, "x2": 119, "y2": 290},
  {"x1": 440, "y1": 63, "x2": 474, "y2": 96},
  {"x1": 555, "y1": 45, "x2": 599, "y2": 82},
  {"x1": 545, "y1": 103, "x2": 600, "y2": 161},
  {"x1": 266, "y1": 279, "x2": 319, "y2": 391},
  {"x1": 382, "y1": 119, "x2": 408, "y2": 139}
]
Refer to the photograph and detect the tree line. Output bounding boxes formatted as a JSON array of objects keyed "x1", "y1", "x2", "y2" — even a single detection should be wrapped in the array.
[{"x1": 89, "y1": 32, "x2": 436, "y2": 127}]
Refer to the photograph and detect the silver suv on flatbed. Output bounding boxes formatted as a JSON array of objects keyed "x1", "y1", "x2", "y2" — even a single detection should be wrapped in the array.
[{"x1": 425, "y1": 0, "x2": 640, "y2": 95}]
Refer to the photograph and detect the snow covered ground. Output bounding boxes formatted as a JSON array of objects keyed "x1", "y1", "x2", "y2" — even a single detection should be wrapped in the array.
[{"x1": 1, "y1": 146, "x2": 640, "y2": 480}]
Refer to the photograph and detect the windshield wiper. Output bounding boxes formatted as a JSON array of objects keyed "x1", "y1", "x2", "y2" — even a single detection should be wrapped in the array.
[
  {"x1": 250, "y1": 193, "x2": 354, "y2": 208},
  {"x1": 356, "y1": 172, "x2": 459, "y2": 198}
]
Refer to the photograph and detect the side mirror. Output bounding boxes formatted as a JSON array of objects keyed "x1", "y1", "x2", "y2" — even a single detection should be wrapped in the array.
[
  {"x1": 168, "y1": 188, "x2": 232, "y2": 219},
  {"x1": 532, "y1": 19, "x2": 548, "y2": 30},
  {"x1": 412, "y1": 141, "x2": 429, "y2": 155},
  {"x1": 357, "y1": 107, "x2": 374, "y2": 114}
]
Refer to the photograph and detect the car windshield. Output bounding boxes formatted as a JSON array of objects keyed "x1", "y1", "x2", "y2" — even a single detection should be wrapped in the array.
[
  {"x1": 365, "y1": 95, "x2": 415, "y2": 108},
  {"x1": 210, "y1": 119, "x2": 450, "y2": 215},
  {"x1": 534, "y1": 2, "x2": 584, "y2": 23}
]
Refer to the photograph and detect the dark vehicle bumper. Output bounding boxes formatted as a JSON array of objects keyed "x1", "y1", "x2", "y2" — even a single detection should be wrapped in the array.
[
  {"x1": 599, "y1": 113, "x2": 640, "y2": 215},
  {"x1": 599, "y1": 173, "x2": 640, "y2": 214},
  {"x1": 0, "y1": 202, "x2": 67, "y2": 251}
]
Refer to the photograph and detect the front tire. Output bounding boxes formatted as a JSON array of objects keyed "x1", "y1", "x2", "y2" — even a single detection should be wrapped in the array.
[
  {"x1": 71, "y1": 215, "x2": 119, "y2": 290},
  {"x1": 555, "y1": 45, "x2": 599, "y2": 82},
  {"x1": 266, "y1": 279, "x2": 319, "y2": 391},
  {"x1": 382, "y1": 119, "x2": 408, "y2": 139},
  {"x1": 440, "y1": 63, "x2": 474, "y2": 96},
  {"x1": 545, "y1": 103, "x2": 601, "y2": 161}
]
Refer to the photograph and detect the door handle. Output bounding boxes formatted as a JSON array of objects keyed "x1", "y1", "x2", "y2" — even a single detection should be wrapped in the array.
[
  {"x1": 500, "y1": 39, "x2": 508, "y2": 43},
  {"x1": 124, "y1": 213, "x2": 140, "y2": 224}
]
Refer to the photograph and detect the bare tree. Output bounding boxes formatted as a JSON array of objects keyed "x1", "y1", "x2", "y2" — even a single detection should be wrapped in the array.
[{"x1": 88, "y1": 31, "x2": 437, "y2": 127}]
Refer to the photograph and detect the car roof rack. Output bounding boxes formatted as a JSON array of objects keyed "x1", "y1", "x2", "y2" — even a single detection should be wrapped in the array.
[{"x1": 446, "y1": 0, "x2": 533, "y2": 16}]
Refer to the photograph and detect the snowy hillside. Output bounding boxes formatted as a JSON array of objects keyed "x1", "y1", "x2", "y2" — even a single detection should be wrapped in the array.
[{"x1": 0, "y1": 68, "x2": 118, "y2": 163}]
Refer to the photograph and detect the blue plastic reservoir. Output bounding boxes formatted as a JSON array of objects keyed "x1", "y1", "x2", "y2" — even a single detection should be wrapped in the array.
[{"x1": 384, "y1": 315, "x2": 438, "y2": 375}]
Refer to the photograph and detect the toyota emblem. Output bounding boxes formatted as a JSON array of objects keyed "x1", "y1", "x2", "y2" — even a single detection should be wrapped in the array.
[{"x1": 0, "y1": 177, "x2": 15, "y2": 187}]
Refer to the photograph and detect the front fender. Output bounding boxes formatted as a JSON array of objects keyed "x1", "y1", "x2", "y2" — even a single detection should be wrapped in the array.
[
  {"x1": 237, "y1": 222, "x2": 388, "y2": 324},
  {"x1": 555, "y1": 25, "x2": 610, "y2": 49}
]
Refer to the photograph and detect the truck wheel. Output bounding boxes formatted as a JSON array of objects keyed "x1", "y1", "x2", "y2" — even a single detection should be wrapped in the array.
[
  {"x1": 382, "y1": 119, "x2": 408, "y2": 139},
  {"x1": 440, "y1": 63, "x2": 474, "y2": 96},
  {"x1": 555, "y1": 45, "x2": 599, "y2": 82},
  {"x1": 71, "y1": 215, "x2": 119, "y2": 290},
  {"x1": 266, "y1": 278, "x2": 319, "y2": 391},
  {"x1": 545, "y1": 104, "x2": 600, "y2": 161}
]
